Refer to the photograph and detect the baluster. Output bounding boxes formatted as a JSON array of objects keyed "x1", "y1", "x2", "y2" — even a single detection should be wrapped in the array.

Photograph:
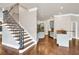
[
  {"x1": 19, "y1": 28, "x2": 24, "y2": 49},
  {"x1": 3, "y1": 10, "x2": 8, "y2": 23},
  {"x1": 3, "y1": 10, "x2": 24, "y2": 49}
]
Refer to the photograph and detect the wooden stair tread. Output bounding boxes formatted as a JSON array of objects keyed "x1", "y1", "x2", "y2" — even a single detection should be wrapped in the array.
[
  {"x1": 9, "y1": 29, "x2": 21, "y2": 31},
  {"x1": 24, "y1": 39, "x2": 32, "y2": 43},
  {"x1": 7, "y1": 27, "x2": 20, "y2": 29},
  {"x1": 6, "y1": 22, "x2": 16, "y2": 24},
  {"x1": 13, "y1": 34, "x2": 28, "y2": 37},
  {"x1": 24, "y1": 42, "x2": 34, "y2": 49},
  {"x1": 5, "y1": 25, "x2": 18, "y2": 27},
  {"x1": 13, "y1": 35, "x2": 29, "y2": 38},
  {"x1": 5, "y1": 24, "x2": 16, "y2": 26},
  {"x1": 24, "y1": 36, "x2": 30, "y2": 39},
  {"x1": 15, "y1": 36, "x2": 30, "y2": 41},
  {"x1": 11, "y1": 32, "x2": 27, "y2": 35}
]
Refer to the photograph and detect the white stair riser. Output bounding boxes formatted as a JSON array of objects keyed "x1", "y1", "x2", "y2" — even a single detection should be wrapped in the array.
[
  {"x1": 12, "y1": 34, "x2": 29, "y2": 37},
  {"x1": 16, "y1": 38, "x2": 32, "y2": 43},
  {"x1": 3, "y1": 22, "x2": 35, "y2": 54},
  {"x1": 24, "y1": 40, "x2": 33, "y2": 46},
  {"x1": 19, "y1": 43, "x2": 35, "y2": 53},
  {"x1": 13, "y1": 36, "x2": 30, "y2": 39}
]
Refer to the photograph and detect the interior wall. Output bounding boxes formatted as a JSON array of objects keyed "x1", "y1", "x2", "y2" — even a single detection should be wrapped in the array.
[
  {"x1": 37, "y1": 21, "x2": 45, "y2": 40},
  {"x1": 2, "y1": 25, "x2": 19, "y2": 49},
  {"x1": 54, "y1": 15, "x2": 79, "y2": 47},
  {"x1": 54, "y1": 15, "x2": 71, "y2": 47},
  {"x1": 19, "y1": 6, "x2": 37, "y2": 41},
  {"x1": 54, "y1": 16, "x2": 71, "y2": 32},
  {"x1": 9, "y1": 4, "x2": 19, "y2": 23},
  {"x1": 37, "y1": 18, "x2": 54, "y2": 40},
  {"x1": 0, "y1": 9, "x2": 3, "y2": 22},
  {"x1": 71, "y1": 16, "x2": 79, "y2": 38}
]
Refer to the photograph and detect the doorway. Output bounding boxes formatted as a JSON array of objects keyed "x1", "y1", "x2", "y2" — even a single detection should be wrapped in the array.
[{"x1": 49, "y1": 21, "x2": 54, "y2": 38}]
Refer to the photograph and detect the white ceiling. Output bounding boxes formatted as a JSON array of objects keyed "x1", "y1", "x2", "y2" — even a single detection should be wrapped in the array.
[{"x1": 0, "y1": 3, "x2": 79, "y2": 20}]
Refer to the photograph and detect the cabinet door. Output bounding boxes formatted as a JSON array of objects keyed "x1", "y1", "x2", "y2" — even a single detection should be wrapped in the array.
[{"x1": 57, "y1": 34, "x2": 70, "y2": 47}]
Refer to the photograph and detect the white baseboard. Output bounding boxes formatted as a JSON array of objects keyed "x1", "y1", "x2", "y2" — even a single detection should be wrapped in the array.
[{"x1": 2, "y1": 42, "x2": 19, "y2": 49}]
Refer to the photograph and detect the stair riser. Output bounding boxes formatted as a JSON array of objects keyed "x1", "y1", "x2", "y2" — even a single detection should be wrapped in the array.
[
  {"x1": 3, "y1": 9, "x2": 35, "y2": 55},
  {"x1": 15, "y1": 37, "x2": 30, "y2": 41}
]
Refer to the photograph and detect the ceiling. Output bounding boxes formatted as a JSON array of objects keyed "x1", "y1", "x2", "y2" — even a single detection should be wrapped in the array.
[{"x1": 0, "y1": 3, "x2": 79, "y2": 20}]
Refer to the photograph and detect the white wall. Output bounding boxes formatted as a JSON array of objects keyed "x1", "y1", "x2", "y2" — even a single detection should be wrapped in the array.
[
  {"x1": 44, "y1": 20, "x2": 49, "y2": 35},
  {"x1": 37, "y1": 19, "x2": 51, "y2": 36},
  {"x1": 37, "y1": 18, "x2": 54, "y2": 35},
  {"x1": 2, "y1": 25, "x2": 19, "y2": 49},
  {"x1": 54, "y1": 15, "x2": 71, "y2": 32},
  {"x1": 19, "y1": 6, "x2": 37, "y2": 41},
  {"x1": 54, "y1": 14, "x2": 79, "y2": 47},
  {"x1": 68, "y1": 15, "x2": 79, "y2": 39},
  {"x1": 44, "y1": 19, "x2": 54, "y2": 35},
  {"x1": 0, "y1": 9, "x2": 3, "y2": 22},
  {"x1": 54, "y1": 15, "x2": 71, "y2": 47},
  {"x1": 9, "y1": 5, "x2": 19, "y2": 23},
  {"x1": 37, "y1": 21, "x2": 45, "y2": 40},
  {"x1": 37, "y1": 18, "x2": 54, "y2": 40},
  {"x1": 37, "y1": 14, "x2": 79, "y2": 47}
]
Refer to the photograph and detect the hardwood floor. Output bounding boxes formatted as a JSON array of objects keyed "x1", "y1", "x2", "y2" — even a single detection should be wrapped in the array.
[
  {"x1": 26, "y1": 35, "x2": 79, "y2": 55},
  {"x1": 0, "y1": 37, "x2": 8, "y2": 55},
  {"x1": 0, "y1": 35, "x2": 79, "y2": 55},
  {"x1": 0, "y1": 38, "x2": 2, "y2": 55}
]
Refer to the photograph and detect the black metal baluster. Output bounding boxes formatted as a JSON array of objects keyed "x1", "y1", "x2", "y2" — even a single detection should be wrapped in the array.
[
  {"x1": 3, "y1": 10, "x2": 24, "y2": 50},
  {"x1": 19, "y1": 28, "x2": 24, "y2": 49}
]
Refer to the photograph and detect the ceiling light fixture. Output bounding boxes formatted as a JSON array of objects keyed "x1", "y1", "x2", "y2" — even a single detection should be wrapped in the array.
[
  {"x1": 58, "y1": 6, "x2": 64, "y2": 15},
  {"x1": 60, "y1": 6, "x2": 64, "y2": 10}
]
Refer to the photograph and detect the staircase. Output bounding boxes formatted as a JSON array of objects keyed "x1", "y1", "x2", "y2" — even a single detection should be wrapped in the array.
[{"x1": 3, "y1": 10, "x2": 36, "y2": 54}]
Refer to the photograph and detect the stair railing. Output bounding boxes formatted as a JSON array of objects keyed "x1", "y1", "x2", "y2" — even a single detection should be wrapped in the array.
[{"x1": 3, "y1": 10, "x2": 24, "y2": 49}]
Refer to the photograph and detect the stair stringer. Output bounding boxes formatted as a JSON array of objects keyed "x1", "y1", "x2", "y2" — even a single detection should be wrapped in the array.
[{"x1": 2, "y1": 24, "x2": 20, "y2": 49}]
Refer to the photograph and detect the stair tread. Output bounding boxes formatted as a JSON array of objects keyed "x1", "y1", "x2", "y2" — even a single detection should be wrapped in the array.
[
  {"x1": 16, "y1": 38, "x2": 32, "y2": 43},
  {"x1": 19, "y1": 42, "x2": 35, "y2": 53},
  {"x1": 24, "y1": 38, "x2": 32, "y2": 41},
  {"x1": 13, "y1": 35, "x2": 29, "y2": 38},
  {"x1": 11, "y1": 33, "x2": 28, "y2": 37},
  {"x1": 24, "y1": 36, "x2": 30, "y2": 39},
  {"x1": 7, "y1": 26, "x2": 19, "y2": 29},
  {"x1": 24, "y1": 41, "x2": 34, "y2": 49},
  {"x1": 9, "y1": 28, "x2": 21, "y2": 30},
  {"x1": 15, "y1": 36, "x2": 30, "y2": 41},
  {"x1": 11, "y1": 31, "x2": 26, "y2": 33},
  {"x1": 24, "y1": 39, "x2": 32, "y2": 43},
  {"x1": 4, "y1": 22, "x2": 35, "y2": 51},
  {"x1": 5, "y1": 24, "x2": 16, "y2": 25},
  {"x1": 9, "y1": 29, "x2": 21, "y2": 31}
]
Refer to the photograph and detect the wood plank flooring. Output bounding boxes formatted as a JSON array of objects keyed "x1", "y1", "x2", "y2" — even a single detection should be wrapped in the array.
[
  {"x1": 0, "y1": 35, "x2": 79, "y2": 55},
  {"x1": 26, "y1": 35, "x2": 79, "y2": 55}
]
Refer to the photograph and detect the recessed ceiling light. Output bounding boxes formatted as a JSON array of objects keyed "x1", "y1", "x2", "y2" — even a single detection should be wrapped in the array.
[{"x1": 60, "y1": 6, "x2": 63, "y2": 10}]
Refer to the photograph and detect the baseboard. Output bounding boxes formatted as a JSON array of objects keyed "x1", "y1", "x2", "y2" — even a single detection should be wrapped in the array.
[
  {"x1": 19, "y1": 43, "x2": 36, "y2": 54},
  {"x1": 2, "y1": 42, "x2": 19, "y2": 49},
  {"x1": 21, "y1": 45, "x2": 35, "y2": 55}
]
